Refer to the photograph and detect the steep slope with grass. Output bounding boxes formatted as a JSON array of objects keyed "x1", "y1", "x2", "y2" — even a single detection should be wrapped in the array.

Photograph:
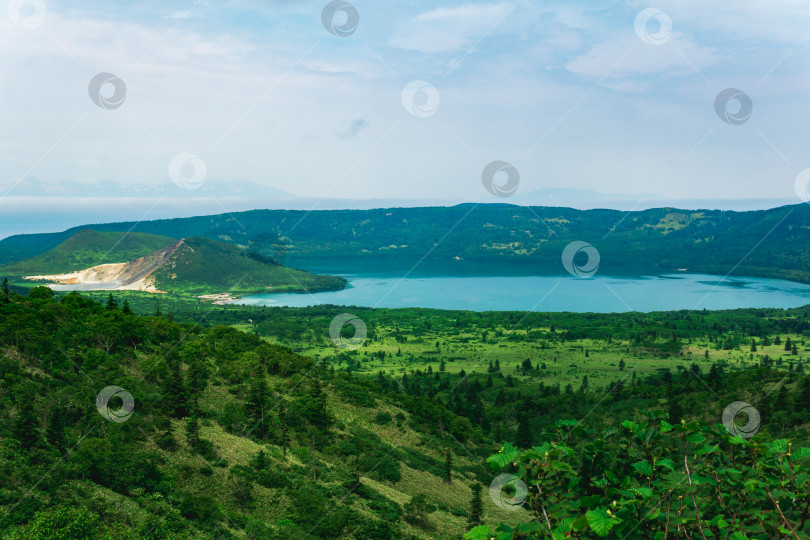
[
  {"x1": 0, "y1": 289, "x2": 524, "y2": 539},
  {"x1": 20, "y1": 236, "x2": 346, "y2": 296},
  {"x1": 0, "y1": 229, "x2": 177, "y2": 275},
  {"x1": 148, "y1": 236, "x2": 347, "y2": 295}
]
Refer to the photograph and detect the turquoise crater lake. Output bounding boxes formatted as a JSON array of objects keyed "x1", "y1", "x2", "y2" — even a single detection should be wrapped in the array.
[{"x1": 233, "y1": 260, "x2": 810, "y2": 312}]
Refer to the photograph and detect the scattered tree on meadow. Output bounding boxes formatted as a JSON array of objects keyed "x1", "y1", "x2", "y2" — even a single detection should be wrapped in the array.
[
  {"x1": 404, "y1": 494, "x2": 435, "y2": 527},
  {"x1": 185, "y1": 415, "x2": 202, "y2": 452},
  {"x1": 467, "y1": 483, "x2": 483, "y2": 528}
]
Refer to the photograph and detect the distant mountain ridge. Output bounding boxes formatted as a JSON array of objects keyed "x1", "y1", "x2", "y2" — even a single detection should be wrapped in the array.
[
  {"x1": 0, "y1": 181, "x2": 797, "y2": 240},
  {"x1": 3, "y1": 203, "x2": 810, "y2": 283}
]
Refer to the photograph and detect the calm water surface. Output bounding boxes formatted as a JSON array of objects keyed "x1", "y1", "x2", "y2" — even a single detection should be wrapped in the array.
[{"x1": 233, "y1": 260, "x2": 810, "y2": 312}]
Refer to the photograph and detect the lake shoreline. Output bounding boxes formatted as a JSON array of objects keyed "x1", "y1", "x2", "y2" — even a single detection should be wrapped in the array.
[{"x1": 230, "y1": 270, "x2": 810, "y2": 313}]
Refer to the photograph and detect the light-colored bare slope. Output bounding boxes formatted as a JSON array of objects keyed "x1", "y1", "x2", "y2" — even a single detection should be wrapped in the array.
[{"x1": 25, "y1": 240, "x2": 182, "y2": 292}]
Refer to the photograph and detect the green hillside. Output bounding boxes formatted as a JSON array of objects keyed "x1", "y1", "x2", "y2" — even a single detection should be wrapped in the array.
[
  {"x1": 150, "y1": 237, "x2": 347, "y2": 295},
  {"x1": 0, "y1": 288, "x2": 527, "y2": 539},
  {"x1": 0, "y1": 244, "x2": 40, "y2": 266},
  {"x1": 0, "y1": 229, "x2": 177, "y2": 275},
  {"x1": 0, "y1": 233, "x2": 346, "y2": 297},
  {"x1": 1, "y1": 288, "x2": 809, "y2": 538},
  {"x1": 3, "y1": 203, "x2": 810, "y2": 282}
]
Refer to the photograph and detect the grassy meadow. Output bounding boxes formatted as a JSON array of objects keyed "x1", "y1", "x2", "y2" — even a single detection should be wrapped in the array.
[{"x1": 73, "y1": 289, "x2": 809, "y2": 393}]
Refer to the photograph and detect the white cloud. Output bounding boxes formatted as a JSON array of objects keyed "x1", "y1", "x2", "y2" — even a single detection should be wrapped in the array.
[
  {"x1": 162, "y1": 10, "x2": 194, "y2": 20},
  {"x1": 566, "y1": 34, "x2": 716, "y2": 81},
  {"x1": 389, "y1": 2, "x2": 515, "y2": 53},
  {"x1": 636, "y1": 0, "x2": 810, "y2": 43}
]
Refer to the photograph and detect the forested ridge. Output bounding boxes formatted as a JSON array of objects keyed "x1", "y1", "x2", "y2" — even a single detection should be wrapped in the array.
[{"x1": 3, "y1": 203, "x2": 810, "y2": 283}]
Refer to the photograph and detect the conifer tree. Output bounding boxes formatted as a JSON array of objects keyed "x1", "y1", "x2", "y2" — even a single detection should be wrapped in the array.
[
  {"x1": 668, "y1": 397, "x2": 684, "y2": 423},
  {"x1": 185, "y1": 415, "x2": 201, "y2": 452},
  {"x1": 13, "y1": 392, "x2": 41, "y2": 449},
  {"x1": 707, "y1": 364, "x2": 721, "y2": 390},
  {"x1": 246, "y1": 377, "x2": 270, "y2": 439},
  {"x1": 279, "y1": 405, "x2": 290, "y2": 458},
  {"x1": 164, "y1": 360, "x2": 187, "y2": 418},
  {"x1": 796, "y1": 375, "x2": 810, "y2": 416},
  {"x1": 612, "y1": 379, "x2": 625, "y2": 402},
  {"x1": 580, "y1": 375, "x2": 589, "y2": 392},
  {"x1": 516, "y1": 416, "x2": 532, "y2": 448},
  {"x1": 251, "y1": 449, "x2": 268, "y2": 471},
  {"x1": 775, "y1": 385, "x2": 791, "y2": 411},
  {"x1": 307, "y1": 378, "x2": 329, "y2": 428},
  {"x1": 758, "y1": 393, "x2": 774, "y2": 425},
  {"x1": 185, "y1": 352, "x2": 208, "y2": 414},
  {"x1": 46, "y1": 410, "x2": 66, "y2": 454},
  {"x1": 468, "y1": 483, "x2": 483, "y2": 528}
]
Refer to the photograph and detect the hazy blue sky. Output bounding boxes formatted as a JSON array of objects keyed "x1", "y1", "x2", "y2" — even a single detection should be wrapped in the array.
[{"x1": 2, "y1": 0, "x2": 810, "y2": 202}]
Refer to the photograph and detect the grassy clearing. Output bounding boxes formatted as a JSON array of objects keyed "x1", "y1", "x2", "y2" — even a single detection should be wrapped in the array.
[{"x1": 257, "y1": 321, "x2": 807, "y2": 392}]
